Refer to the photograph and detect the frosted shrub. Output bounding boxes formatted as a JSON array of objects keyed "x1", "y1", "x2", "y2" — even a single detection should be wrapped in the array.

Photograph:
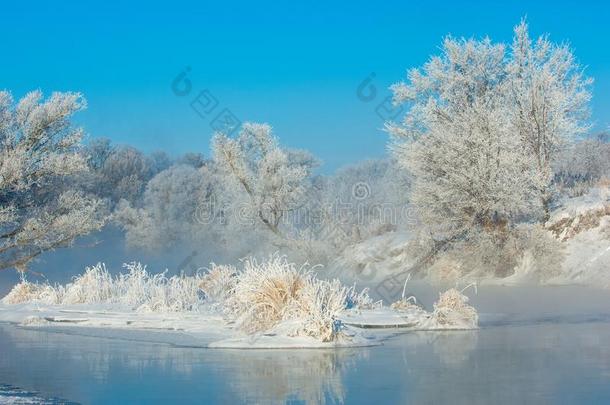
[
  {"x1": 514, "y1": 224, "x2": 565, "y2": 280},
  {"x1": 2, "y1": 262, "x2": 205, "y2": 313},
  {"x1": 227, "y1": 255, "x2": 308, "y2": 333},
  {"x1": 422, "y1": 224, "x2": 563, "y2": 281},
  {"x1": 1, "y1": 279, "x2": 62, "y2": 305},
  {"x1": 115, "y1": 262, "x2": 157, "y2": 309},
  {"x1": 62, "y1": 263, "x2": 114, "y2": 304},
  {"x1": 430, "y1": 288, "x2": 478, "y2": 329},
  {"x1": 345, "y1": 286, "x2": 379, "y2": 310},
  {"x1": 198, "y1": 264, "x2": 237, "y2": 303},
  {"x1": 115, "y1": 262, "x2": 204, "y2": 312},
  {"x1": 226, "y1": 255, "x2": 348, "y2": 342},
  {"x1": 287, "y1": 278, "x2": 348, "y2": 342},
  {"x1": 136, "y1": 271, "x2": 204, "y2": 313}
]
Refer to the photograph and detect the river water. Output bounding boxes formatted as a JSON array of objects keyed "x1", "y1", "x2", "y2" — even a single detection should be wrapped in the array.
[{"x1": 2, "y1": 285, "x2": 610, "y2": 404}]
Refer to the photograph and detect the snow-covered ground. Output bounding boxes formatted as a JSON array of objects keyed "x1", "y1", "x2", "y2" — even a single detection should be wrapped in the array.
[
  {"x1": 0, "y1": 301, "x2": 475, "y2": 349},
  {"x1": 0, "y1": 303, "x2": 377, "y2": 349},
  {"x1": 547, "y1": 188, "x2": 610, "y2": 287},
  {"x1": 0, "y1": 257, "x2": 478, "y2": 349},
  {"x1": 331, "y1": 187, "x2": 610, "y2": 288},
  {"x1": 330, "y1": 231, "x2": 415, "y2": 285}
]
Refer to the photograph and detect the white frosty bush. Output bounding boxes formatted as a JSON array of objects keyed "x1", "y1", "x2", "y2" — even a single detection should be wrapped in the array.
[
  {"x1": 61, "y1": 263, "x2": 114, "y2": 305},
  {"x1": 225, "y1": 255, "x2": 349, "y2": 342},
  {"x1": 2, "y1": 262, "x2": 205, "y2": 313},
  {"x1": 288, "y1": 278, "x2": 349, "y2": 342},
  {"x1": 390, "y1": 276, "x2": 420, "y2": 311},
  {"x1": 125, "y1": 263, "x2": 205, "y2": 313},
  {"x1": 345, "y1": 286, "x2": 379, "y2": 310},
  {"x1": 417, "y1": 223, "x2": 564, "y2": 282},
  {"x1": 1, "y1": 278, "x2": 63, "y2": 305},
  {"x1": 429, "y1": 287, "x2": 478, "y2": 329},
  {"x1": 198, "y1": 264, "x2": 237, "y2": 303}
]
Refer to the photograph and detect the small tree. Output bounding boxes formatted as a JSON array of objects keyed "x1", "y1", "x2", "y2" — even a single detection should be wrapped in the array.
[
  {"x1": 0, "y1": 90, "x2": 106, "y2": 272},
  {"x1": 212, "y1": 123, "x2": 317, "y2": 244}
]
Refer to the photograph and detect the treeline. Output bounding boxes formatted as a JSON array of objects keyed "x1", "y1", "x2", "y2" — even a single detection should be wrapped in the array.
[{"x1": 1, "y1": 19, "x2": 609, "y2": 278}]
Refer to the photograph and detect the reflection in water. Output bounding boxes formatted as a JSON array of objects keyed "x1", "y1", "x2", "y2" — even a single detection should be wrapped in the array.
[
  {"x1": 0, "y1": 324, "x2": 361, "y2": 404},
  {"x1": 222, "y1": 349, "x2": 365, "y2": 405},
  {"x1": 3, "y1": 321, "x2": 610, "y2": 404},
  {"x1": 402, "y1": 330, "x2": 478, "y2": 367},
  {"x1": 0, "y1": 325, "x2": 201, "y2": 382},
  {"x1": 395, "y1": 324, "x2": 610, "y2": 405}
]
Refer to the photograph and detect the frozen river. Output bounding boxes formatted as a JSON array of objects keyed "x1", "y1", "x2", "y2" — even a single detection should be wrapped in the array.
[{"x1": 2, "y1": 284, "x2": 610, "y2": 404}]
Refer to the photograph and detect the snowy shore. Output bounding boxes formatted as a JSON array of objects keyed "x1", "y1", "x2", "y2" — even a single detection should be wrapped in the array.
[{"x1": 0, "y1": 256, "x2": 478, "y2": 349}]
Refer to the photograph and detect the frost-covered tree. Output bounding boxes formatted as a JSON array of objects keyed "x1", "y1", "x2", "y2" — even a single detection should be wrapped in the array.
[
  {"x1": 114, "y1": 125, "x2": 320, "y2": 261},
  {"x1": 176, "y1": 152, "x2": 206, "y2": 168},
  {"x1": 387, "y1": 20, "x2": 592, "y2": 277},
  {"x1": 313, "y1": 159, "x2": 411, "y2": 249},
  {"x1": 81, "y1": 141, "x2": 165, "y2": 206},
  {"x1": 554, "y1": 135, "x2": 610, "y2": 195},
  {"x1": 0, "y1": 90, "x2": 106, "y2": 272},
  {"x1": 114, "y1": 163, "x2": 229, "y2": 252},
  {"x1": 84, "y1": 137, "x2": 113, "y2": 171},
  {"x1": 508, "y1": 20, "x2": 592, "y2": 221},
  {"x1": 212, "y1": 123, "x2": 317, "y2": 245},
  {"x1": 100, "y1": 145, "x2": 152, "y2": 204},
  {"x1": 387, "y1": 36, "x2": 540, "y2": 241},
  {"x1": 148, "y1": 150, "x2": 172, "y2": 174}
]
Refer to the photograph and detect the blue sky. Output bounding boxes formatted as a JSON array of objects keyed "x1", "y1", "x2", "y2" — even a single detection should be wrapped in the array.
[{"x1": 2, "y1": 0, "x2": 609, "y2": 171}]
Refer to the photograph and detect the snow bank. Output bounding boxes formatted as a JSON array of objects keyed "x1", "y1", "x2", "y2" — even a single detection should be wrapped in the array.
[
  {"x1": 545, "y1": 187, "x2": 610, "y2": 287},
  {"x1": 329, "y1": 231, "x2": 414, "y2": 283},
  {"x1": 331, "y1": 187, "x2": 610, "y2": 288},
  {"x1": 0, "y1": 255, "x2": 479, "y2": 349}
]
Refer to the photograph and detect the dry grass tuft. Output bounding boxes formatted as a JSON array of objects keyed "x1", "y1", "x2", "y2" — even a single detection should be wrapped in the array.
[
  {"x1": 430, "y1": 287, "x2": 478, "y2": 329},
  {"x1": 226, "y1": 255, "x2": 348, "y2": 341},
  {"x1": 390, "y1": 274, "x2": 420, "y2": 311},
  {"x1": 2, "y1": 263, "x2": 205, "y2": 313},
  {"x1": 1, "y1": 279, "x2": 62, "y2": 305},
  {"x1": 548, "y1": 203, "x2": 610, "y2": 241},
  {"x1": 198, "y1": 264, "x2": 237, "y2": 303}
]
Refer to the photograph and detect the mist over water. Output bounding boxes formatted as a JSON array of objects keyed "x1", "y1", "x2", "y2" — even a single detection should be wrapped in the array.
[{"x1": 0, "y1": 225, "x2": 233, "y2": 298}]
